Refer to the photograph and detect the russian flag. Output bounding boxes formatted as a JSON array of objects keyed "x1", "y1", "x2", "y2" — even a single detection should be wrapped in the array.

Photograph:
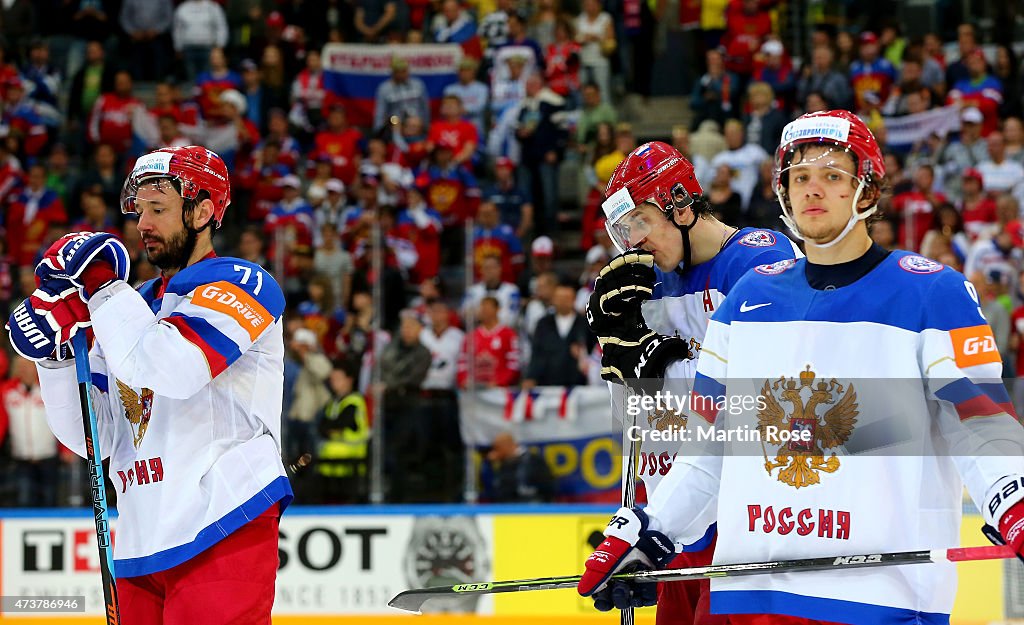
[
  {"x1": 322, "y1": 43, "x2": 462, "y2": 129},
  {"x1": 934, "y1": 377, "x2": 1016, "y2": 421},
  {"x1": 692, "y1": 373, "x2": 726, "y2": 424}
]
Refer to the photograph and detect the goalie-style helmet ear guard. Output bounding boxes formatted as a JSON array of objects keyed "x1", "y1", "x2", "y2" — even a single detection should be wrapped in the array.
[{"x1": 121, "y1": 146, "x2": 231, "y2": 228}]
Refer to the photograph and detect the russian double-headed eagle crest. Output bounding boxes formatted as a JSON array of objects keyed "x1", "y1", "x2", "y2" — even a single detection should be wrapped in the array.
[
  {"x1": 648, "y1": 406, "x2": 688, "y2": 432},
  {"x1": 116, "y1": 379, "x2": 154, "y2": 449},
  {"x1": 757, "y1": 365, "x2": 858, "y2": 488}
]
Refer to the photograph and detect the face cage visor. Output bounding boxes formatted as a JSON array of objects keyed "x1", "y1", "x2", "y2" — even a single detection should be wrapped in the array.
[
  {"x1": 121, "y1": 174, "x2": 186, "y2": 219},
  {"x1": 603, "y1": 182, "x2": 695, "y2": 254},
  {"x1": 774, "y1": 144, "x2": 875, "y2": 248}
]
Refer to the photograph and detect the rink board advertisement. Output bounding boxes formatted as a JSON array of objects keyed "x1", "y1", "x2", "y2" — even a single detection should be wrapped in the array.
[{"x1": 0, "y1": 509, "x2": 1006, "y2": 622}]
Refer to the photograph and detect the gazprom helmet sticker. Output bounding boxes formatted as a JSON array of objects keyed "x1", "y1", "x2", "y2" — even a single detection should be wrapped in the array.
[
  {"x1": 602, "y1": 187, "x2": 637, "y2": 225},
  {"x1": 131, "y1": 152, "x2": 173, "y2": 177},
  {"x1": 781, "y1": 117, "x2": 852, "y2": 145}
]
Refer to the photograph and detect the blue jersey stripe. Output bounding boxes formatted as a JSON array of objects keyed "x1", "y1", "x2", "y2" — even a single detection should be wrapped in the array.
[
  {"x1": 711, "y1": 589, "x2": 949, "y2": 624},
  {"x1": 166, "y1": 313, "x2": 244, "y2": 367},
  {"x1": 934, "y1": 377, "x2": 1010, "y2": 406},
  {"x1": 114, "y1": 476, "x2": 292, "y2": 578}
]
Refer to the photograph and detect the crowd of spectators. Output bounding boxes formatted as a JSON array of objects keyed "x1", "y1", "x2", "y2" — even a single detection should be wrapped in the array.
[{"x1": 0, "y1": 0, "x2": 1021, "y2": 506}]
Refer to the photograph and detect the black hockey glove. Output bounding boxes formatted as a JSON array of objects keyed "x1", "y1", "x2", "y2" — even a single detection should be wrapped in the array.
[
  {"x1": 598, "y1": 326, "x2": 692, "y2": 382},
  {"x1": 586, "y1": 251, "x2": 656, "y2": 336}
]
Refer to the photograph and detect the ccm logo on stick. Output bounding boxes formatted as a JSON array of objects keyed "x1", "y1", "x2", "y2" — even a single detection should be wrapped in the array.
[{"x1": 951, "y1": 325, "x2": 1000, "y2": 368}]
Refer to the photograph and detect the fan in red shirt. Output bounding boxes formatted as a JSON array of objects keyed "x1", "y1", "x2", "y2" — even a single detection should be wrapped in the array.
[
  {"x1": 396, "y1": 185, "x2": 444, "y2": 285},
  {"x1": 150, "y1": 81, "x2": 200, "y2": 126},
  {"x1": 88, "y1": 70, "x2": 141, "y2": 153},
  {"x1": 235, "y1": 141, "x2": 291, "y2": 221},
  {"x1": 290, "y1": 49, "x2": 328, "y2": 131},
  {"x1": 544, "y1": 18, "x2": 581, "y2": 100},
  {"x1": 958, "y1": 168, "x2": 997, "y2": 239},
  {"x1": 721, "y1": 0, "x2": 773, "y2": 80},
  {"x1": 457, "y1": 296, "x2": 521, "y2": 388},
  {"x1": 891, "y1": 163, "x2": 946, "y2": 252},
  {"x1": 427, "y1": 94, "x2": 479, "y2": 168},
  {"x1": 311, "y1": 104, "x2": 363, "y2": 186},
  {"x1": 5, "y1": 163, "x2": 66, "y2": 266}
]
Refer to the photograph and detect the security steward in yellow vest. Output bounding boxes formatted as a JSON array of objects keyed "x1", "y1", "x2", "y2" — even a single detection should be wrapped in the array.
[{"x1": 317, "y1": 358, "x2": 369, "y2": 502}]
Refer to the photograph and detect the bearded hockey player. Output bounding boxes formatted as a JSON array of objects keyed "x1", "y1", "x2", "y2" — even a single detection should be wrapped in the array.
[
  {"x1": 7, "y1": 146, "x2": 290, "y2": 624},
  {"x1": 587, "y1": 141, "x2": 798, "y2": 624},
  {"x1": 578, "y1": 110, "x2": 1024, "y2": 624}
]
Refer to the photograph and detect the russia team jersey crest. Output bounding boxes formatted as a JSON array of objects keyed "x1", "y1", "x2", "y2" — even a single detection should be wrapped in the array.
[{"x1": 636, "y1": 228, "x2": 799, "y2": 498}]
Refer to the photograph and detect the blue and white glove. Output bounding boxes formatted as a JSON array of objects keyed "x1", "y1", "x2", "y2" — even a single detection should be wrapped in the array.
[
  {"x1": 7, "y1": 296, "x2": 81, "y2": 362},
  {"x1": 36, "y1": 232, "x2": 130, "y2": 299},
  {"x1": 577, "y1": 507, "x2": 675, "y2": 611}
]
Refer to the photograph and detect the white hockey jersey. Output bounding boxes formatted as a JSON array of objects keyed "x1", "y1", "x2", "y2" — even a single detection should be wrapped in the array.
[
  {"x1": 36, "y1": 256, "x2": 291, "y2": 578},
  {"x1": 636, "y1": 228, "x2": 799, "y2": 503},
  {"x1": 646, "y1": 251, "x2": 1024, "y2": 624}
]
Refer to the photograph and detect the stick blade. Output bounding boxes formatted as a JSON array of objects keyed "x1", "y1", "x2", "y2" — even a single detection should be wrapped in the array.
[{"x1": 388, "y1": 588, "x2": 434, "y2": 614}]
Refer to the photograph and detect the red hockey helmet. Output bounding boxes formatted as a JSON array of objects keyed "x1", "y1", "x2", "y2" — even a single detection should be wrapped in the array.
[
  {"x1": 774, "y1": 109, "x2": 884, "y2": 195},
  {"x1": 121, "y1": 145, "x2": 231, "y2": 228},
  {"x1": 602, "y1": 141, "x2": 704, "y2": 253}
]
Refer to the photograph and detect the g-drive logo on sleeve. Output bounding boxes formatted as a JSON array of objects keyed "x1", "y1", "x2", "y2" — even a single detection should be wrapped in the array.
[
  {"x1": 950, "y1": 324, "x2": 1000, "y2": 368},
  {"x1": 781, "y1": 117, "x2": 852, "y2": 145},
  {"x1": 192, "y1": 281, "x2": 271, "y2": 340}
]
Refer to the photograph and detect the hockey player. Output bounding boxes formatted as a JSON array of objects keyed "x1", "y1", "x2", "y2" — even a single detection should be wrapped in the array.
[
  {"x1": 578, "y1": 110, "x2": 1024, "y2": 624},
  {"x1": 588, "y1": 141, "x2": 798, "y2": 625},
  {"x1": 7, "y1": 145, "x2": 290, "y2": 624}
]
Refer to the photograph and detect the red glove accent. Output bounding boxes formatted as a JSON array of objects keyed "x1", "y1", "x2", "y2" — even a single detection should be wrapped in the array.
[
  {"x1": 1000, "y1": 500, "x2": 1024, "y2": 555},
  {"x1": 79, "y1": 262, "x2": 118, "y2": 298},
  {"x1": 28, "y1": 286, "x2": 90, "y2": 344},
  {"x1": 578, "y1": 535, "x2": 631, "y2": 596}
]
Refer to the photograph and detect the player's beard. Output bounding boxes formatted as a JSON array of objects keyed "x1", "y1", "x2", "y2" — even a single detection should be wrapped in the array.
[{"x1": 146, "y1": 227, "x2": 198, "y2": 271}]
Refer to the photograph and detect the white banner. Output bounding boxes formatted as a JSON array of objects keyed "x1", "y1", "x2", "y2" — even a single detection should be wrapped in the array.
[
  {"x1": 882, "y1": 105, "x2": 961, "y2": 146},
  {"x1": 1, "y1": 513, "x2": 494, "y2": 615},
  {"x1": 459, "y1": 386, "x2": 616, "y2": 446}
]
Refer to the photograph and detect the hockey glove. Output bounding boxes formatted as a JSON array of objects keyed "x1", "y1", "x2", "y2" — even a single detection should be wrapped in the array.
[
  {"x1": 984, "y1": 498, "x2": 1024, "y2": 563},
  {"x1": 578, "y1": 506, "x2": 675, "y2": 611},
  {"x1": 37, "y1": 232, "x2": 130, "y2": 299},
  {"x1": 599, "y1": 326, "x2": 693, "y2": 382},
  {"x1": 586, "y1": 251, "x2": 656, "y2": 336},
  {"x1": 7, "y1": 296, "x2": 80, "y2": 362},
  {"x1": 31, "y1": 281, "x2": 91, "y2": 343}
]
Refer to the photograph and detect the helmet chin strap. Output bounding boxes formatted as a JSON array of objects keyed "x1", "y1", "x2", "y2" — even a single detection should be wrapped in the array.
[
  {"x1": 672, "y1": 207, "x2": 700, "y2": 272},
  {"x1": 172, "y1": 200, "x2": 214, "y2": 270},
  {"x1": 779, "y1": 179, "x2": 876, "y2": 249}
]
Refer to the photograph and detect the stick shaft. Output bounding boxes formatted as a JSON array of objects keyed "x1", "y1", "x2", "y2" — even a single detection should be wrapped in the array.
[
  {"x1": 72, "y1": 333, "x2": 120, "y2": 625},
  {"x1": 388, "y1": 544, "x2": 1014, "y2": 613},
  {"x1": 619, "y1": 383, "x2": 638, "y2": 625}
]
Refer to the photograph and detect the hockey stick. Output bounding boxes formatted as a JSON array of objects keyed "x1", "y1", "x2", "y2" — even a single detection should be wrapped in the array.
[
  {"x1": 388, "y1": 544, "x2": 1014, "y2": 614},
  {"x1": 618, "y1": 382, "x2": 639, "y2": 625},
  {"x1": 72, "y1": 332, "x2": 120, "y2": 625}
]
